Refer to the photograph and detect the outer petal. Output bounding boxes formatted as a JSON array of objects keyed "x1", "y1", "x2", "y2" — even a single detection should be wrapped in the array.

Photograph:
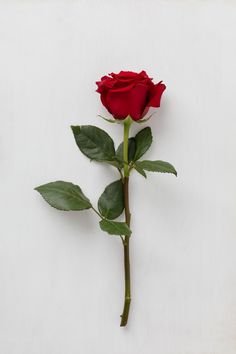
[
  {"x1": 105, "y1": 90, "x2": 131, "y2": 120},
  {"x1": 111, "y1": 71, "x2": 138, "y2": 79},
  {"x1": 128, "y1": 84, "x2": 149, "y2": 121},
  {"x1": 100, "y1": 92, "x2": 109, "y2": 110},
  {"x1": 96, "y1": 76, "x2": 115, "y2": 92},
  {"x1": 146, "y1": 82, "x2": 166, "y2": 108},
  {"x1": 104, "y1": 84, "x2": 149, "y2": 120}
]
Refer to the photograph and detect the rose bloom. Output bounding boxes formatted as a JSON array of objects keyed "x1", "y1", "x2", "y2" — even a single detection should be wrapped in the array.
[{"x1": 96, "y1": 70, "x2": 166, "y2": 121}]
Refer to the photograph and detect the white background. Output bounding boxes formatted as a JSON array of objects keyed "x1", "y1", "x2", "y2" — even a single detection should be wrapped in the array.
[{"x1": 0, "y1": 1, "x2": 236, "y2": 353}]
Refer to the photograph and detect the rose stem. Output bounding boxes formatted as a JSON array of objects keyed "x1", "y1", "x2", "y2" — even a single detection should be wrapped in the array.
[{"x1": 120, "y1": 117, "x2": 132, "y2": 327}]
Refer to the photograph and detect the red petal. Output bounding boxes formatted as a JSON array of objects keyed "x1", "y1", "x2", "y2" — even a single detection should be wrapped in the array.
[
  {"x1": 105, "y1": 90, "x2": 130, "y2": 119},
  {"x1": 128, "y1": 84, "x2": 149, "y2": 120},
  {"x1": 100, "y1": 92, "x2": 109, "y2": 109},
  {"x1": 100, "y1": 84, "x2": 149, "y2": 120},
  {"x1": 113, "y1": 71, "x2": 138, "y2": 79},
  {"x1": 146, "y1": 82, "x2": 166, "y2": 108},
  {"x1": 111, "y1": 82, "x2": 136, "y2": 93}
]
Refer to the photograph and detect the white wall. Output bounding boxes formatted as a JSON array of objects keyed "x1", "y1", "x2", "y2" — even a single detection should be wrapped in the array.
[{"x1": 0, "y1": 1, "x2": 236, "y2": 353}]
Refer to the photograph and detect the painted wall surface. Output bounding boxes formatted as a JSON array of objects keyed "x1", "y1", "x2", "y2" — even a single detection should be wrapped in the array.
[{"x1": 0, "y1": 1, "x2": 236, "y2": 353}]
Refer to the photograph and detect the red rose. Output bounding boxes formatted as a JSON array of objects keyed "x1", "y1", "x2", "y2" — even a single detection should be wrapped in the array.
[{"x1": 96, "y1": 70, "x2": 166, "y2": 121}]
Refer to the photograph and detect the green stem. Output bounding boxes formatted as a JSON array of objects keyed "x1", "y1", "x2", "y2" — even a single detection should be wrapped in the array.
[
  {"x1": 123, "y1": 118, "x2": 131, "y2": 178},
  {"x1": 120, "y1": 116, "x2": 132, "y2": 327}
]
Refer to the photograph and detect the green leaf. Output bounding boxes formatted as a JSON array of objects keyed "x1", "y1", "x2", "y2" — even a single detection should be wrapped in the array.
[
  {"x1": 133, "y1": 127, "x2": 152, "y2": 161},
  {"x1": 135, "y1": 160, "x2": 177, "y2": 176},
  {"x1": 98, "y1": 179, "x2": 124, "y2": 220},
  {"x1": 35, "y1": 181, "x2": 92, "y2": 211},
  {"x1": 134, "y1": 164, "x2": 147, "y2": 178},
  {"x1": 71, "y1": 125, "x2": 115, "y2": 162},
  {"x1": 99, "y1": 219, "x2": 131, "y2": 236},
  {"x1": 116, "y1": 138, "x2": 136, "y2": 164}
]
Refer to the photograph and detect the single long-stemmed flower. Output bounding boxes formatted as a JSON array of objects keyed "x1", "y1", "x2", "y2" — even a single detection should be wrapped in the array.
[{"x1": 35, "y1": 70, "x2": 177, "y2": 327}]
